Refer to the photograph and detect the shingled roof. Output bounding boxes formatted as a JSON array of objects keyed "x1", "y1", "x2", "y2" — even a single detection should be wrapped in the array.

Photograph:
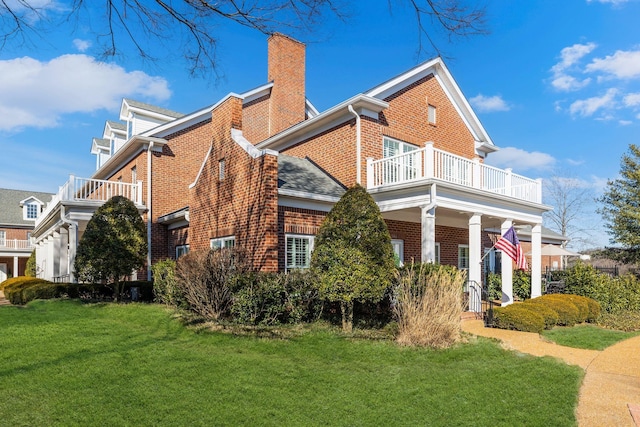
[
  {"x1": 278, "y1": 155, "x2": 345, "y2": 198},
  {"x1": 0, "y1": 188, "x2": 55, "y2": 227}
]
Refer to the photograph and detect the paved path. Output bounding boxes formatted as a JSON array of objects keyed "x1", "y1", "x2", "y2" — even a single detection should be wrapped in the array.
[
  {"x1": 0, "y1": 289, "x2": 10, "y2": 306},
  {"x1": 462, "y1": 320, "x2": 640, "y2": 427}
]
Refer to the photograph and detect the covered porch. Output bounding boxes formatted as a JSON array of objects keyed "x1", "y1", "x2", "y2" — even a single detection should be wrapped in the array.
[
  {"x1": 32, "y1": 175, "x2": 145, "y2": 282},
  {"x1": 373, "y1": 179, "x2": 548, "y2": 312}
]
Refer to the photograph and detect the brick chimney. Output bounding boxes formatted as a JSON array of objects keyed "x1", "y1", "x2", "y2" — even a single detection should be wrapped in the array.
[{"x1": 268, "y1": 33, "x2": 306, "y2": 136}]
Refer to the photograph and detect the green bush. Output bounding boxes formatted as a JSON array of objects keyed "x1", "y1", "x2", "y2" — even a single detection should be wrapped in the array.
[
  {"x1": 230, "y1": 270, "x2": 320, "y2": 325},
  {"x1": 493, "y1": 304, "x2": 545, "y2": 333},
  {"x1": 3, "y1": 277, "x2": 52, "y2": 304},
  {"x1": 584, "y1": 297, "x2": 601, "y2": 322},
  {"x1": 513, "y1": 270, "x2": 531, "y2": 301},
  {"x1": 527, "y1": 295, "x2": 580, "y2": 326},
  {"x1": 487, "y1": 273, "x2": 502, "y2": 300},
  {"x1": 521, "y1": 301, "x2": 559, "y2": 329},
  {"x1": 25, "y1": 251, "x2": 36, "y2": 277},
  {"x1": 597, "y1": 310, "x2": 640, "y2": 331},
  {"x1": 151, "y1": 259, "x2": 184, "y2": 307}
]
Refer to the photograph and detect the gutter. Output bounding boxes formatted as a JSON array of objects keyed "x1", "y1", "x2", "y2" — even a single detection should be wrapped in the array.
[{"x1": 348, "y1": 105, "x2": 362, "y2": 185}]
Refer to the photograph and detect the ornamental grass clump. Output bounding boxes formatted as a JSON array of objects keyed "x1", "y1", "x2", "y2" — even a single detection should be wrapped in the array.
[{"x1": 394, "y1": 263, "x2": 465, "y2": 348}]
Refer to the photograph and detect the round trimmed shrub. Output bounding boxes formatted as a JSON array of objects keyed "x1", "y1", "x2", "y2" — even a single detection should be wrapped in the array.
[
  {"x1": 584, "y1": 297, "x2": 601, "y2": 322},
  {"x1": 493, "y1": 304, "x2": 545, "y2": 333},
  {"x1": 521, "y1": 301, "x2": 559, "y2": 329},
  {"x1": 527, "y1": 295, "x2": 580, "y2": 326}
]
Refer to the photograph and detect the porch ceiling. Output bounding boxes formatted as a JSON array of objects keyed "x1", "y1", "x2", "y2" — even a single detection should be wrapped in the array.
[{"x1": 381, "y1": 206, "x2": 507, "y2": 229}]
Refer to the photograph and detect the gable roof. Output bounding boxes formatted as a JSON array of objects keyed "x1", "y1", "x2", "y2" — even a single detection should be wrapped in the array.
[
  {"x1": 365, "y1": 57, "x2": 497, "y2": 155},
  {"x1": 120, "y1": 98, "x2": 185, "y2": 121},
  {"x1": 0, "y1": 188, "x2": 55, "y2": 227},
  {"x1": 278, "y1": 155, "x2": 345, "y2": 199}
]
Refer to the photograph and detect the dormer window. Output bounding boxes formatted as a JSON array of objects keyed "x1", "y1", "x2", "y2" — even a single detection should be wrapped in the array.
[{"x1": 20, "y1": 197, "x2": 44, "y2": 221}]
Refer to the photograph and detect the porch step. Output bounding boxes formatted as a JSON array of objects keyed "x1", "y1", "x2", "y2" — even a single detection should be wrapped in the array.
[{"x1": 0, "y1": 290, "x2": 11, "y2": 306}]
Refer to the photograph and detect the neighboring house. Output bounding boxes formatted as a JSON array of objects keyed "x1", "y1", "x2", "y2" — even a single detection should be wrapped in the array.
[
  {"x1": 32, "y1": 33, "x2": 551, "y2": 307},
  {"x1": 0, "y1": 188, "x2": 54, "y2": 281}
]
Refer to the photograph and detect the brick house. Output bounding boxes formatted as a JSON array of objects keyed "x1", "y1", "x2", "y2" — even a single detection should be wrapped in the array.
[
  {"x1": 0, "y1": 188, "x2": 54, "y2": 280},
  {"x1": 32, "y1": 33, "x2": 552, "y2": 306}
]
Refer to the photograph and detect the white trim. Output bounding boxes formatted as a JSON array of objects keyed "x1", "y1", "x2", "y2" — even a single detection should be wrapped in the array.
[
  {"x1": 242, "y1": 82, "x2": 274, "y2": 104},
  {"x1": 285, "y1": 234, "x2": 315, "y2": 271},
  {"x1": 210, "y1": 236, "x2": 235, "y2": 249},
  {"x1": 458, "y1": 244, "x2": 470, "y2": 270},
  {"x1": 175, "y1": 244, "x2": 189, "y2": 259},
  {"x1": 231, "y1": 128, "x2": 279, "y2": 158},
  {"x1": 277, "y1": 188, "x2": 341, "y2": 203},
  {"x1": 189, "y1": 144, "x2": 213, "y2": 189}
]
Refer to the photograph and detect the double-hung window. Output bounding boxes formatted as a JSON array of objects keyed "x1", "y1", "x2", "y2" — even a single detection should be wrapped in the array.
[
  {"x1": 286, "y1": 235, "x2": 314, "y2": 270},
  {"x1": 175, "y1": 245, "x2": 189, "y2": 259},
  {"x1": 0, "y1": 231, "x2": 5, "y2": 247},
  {"x1": 26, "y1": 203, "x2": 38, "y2": 219},
  {"x1": 458, "y1": 245, "x2": 469, "y2": 270},
  {"x1": 382, "y1": 137, "x2": 419, "y2": 184},
  {"x1": 211, "y1": 236, "x2": 235, "y2": 250}
]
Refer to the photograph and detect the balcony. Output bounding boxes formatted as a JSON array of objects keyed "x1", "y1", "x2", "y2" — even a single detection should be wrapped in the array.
[
  {"x1": 0, "y1": 239, "x2": 33, "y2": 252},
  {"x1": 366, "y1": 143, "x2": 542, "y2": 204},
  {"x1": 36, "y1": 175, "x2": 144, "y2": 228}
]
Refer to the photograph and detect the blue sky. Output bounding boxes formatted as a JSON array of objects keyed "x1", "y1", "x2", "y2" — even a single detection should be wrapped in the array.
[{"x1": 1, "y1": 0, "x2": 639, "y2": 249}]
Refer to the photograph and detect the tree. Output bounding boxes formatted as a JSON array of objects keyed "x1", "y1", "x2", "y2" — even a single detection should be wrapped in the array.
[
  {"x1": 1, "y1": 1, "x2": 486, "y2": 77},
  {"x1": 75, "y1": 195, "x2": 147, "y2": 301},
  {"x1": 25, "y1": 250, "x2": 36, "y2": 277},
  {"x1": 311, "y1": 184, "x2": 396, "y2": 332},
  {"x1": 543, "y1": 173, "x2": 594, "y2": 250},
  {"x1": 597, "y1": 144, "x2": 640, "y2": 265}
]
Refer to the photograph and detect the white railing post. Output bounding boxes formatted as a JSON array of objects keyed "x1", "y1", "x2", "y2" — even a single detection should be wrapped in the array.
[
  {"x1": 536, "y1": 178, "x2": 543, "y2": 203},
  {"x1": 366, "y1": 158, "x2": 374, "y2": 189},
  {"x1": 505, "y1": 168, "x2": 512, "y2": 198},
  {"x1": 68, "y1": 175, "x2": 75, "y2": 201},
  {"x1": 424, "y1": 142, "x2": 434, "y2": 178},
  {"x1": 473, "y1": 158, "x2": 481, "y2": 190}
]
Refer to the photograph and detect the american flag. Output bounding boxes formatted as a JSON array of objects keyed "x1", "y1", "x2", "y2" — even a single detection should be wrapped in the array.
[{"x1": 495, "y1": 226, "x2": 528, "y2": 270}]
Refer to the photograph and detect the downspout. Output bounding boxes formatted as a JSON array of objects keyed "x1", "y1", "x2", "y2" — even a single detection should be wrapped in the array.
[
  {"x1": 60, "y1": 205, "x2": 78, "y2": 283},
  {"x1": 347, "y1": 105, "x2": 361, "y2": 185},
  {"x1": 146, "y1": 142, "x2": 153, "y2": 281},
  {"x1": 425, "y1": 182, "x2": 437, "y2": 211}
]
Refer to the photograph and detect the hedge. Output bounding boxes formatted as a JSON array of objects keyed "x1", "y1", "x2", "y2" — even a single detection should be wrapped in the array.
[
  {"x1": 521, "y1": 301, "x2": 559, "y2": 330},
  {"x1": 493, "y1": 304, "x2": 545, "y2": 333}
]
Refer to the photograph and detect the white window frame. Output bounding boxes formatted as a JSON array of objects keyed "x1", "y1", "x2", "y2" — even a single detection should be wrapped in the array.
[
  {"x1": 26, "y1": 203, "x2": 39, "y2": 220},
  {"x1": 458, "y1": 244, "x2": 469, "y2": 270},
  {"x1": 382, "y1": 137, "x2": 420, "y2": 183},
  {"x1": 175, "y1": 244, "x2": 189, "y2": 259},
  {"x1": 131, "y1": 166, "x2": 137, "y2": 184},
  {"x1": 391, "y1": 239, "x2": 404, "y2": 267},
  {"x1": 0, "y1": 231, "x2": 5, "y2": 247},
  {"x1": 210, "y1": 236, "x2": 235, "y2": 250},
  {"x1": 285, "y1": 234, "x2": 315, "y2": 271},
  {"x1": 428, "y1": 104, "x2": 437, "y2": 125},
  {"x1": 435, "y1": 242, "x2": 441, "y2": 264}
]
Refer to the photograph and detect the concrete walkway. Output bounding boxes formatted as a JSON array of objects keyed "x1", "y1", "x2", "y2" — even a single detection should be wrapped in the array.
[{"x1": 462, "y1": 320, "x2": 640, "y2": 427}]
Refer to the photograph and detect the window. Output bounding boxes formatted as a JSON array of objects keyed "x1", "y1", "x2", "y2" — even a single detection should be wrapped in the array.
[
  {"x1": 26, "y1": 203, "x2": 39, "y2": 219},
  {"x1": 435, "y1": 242, "x2": 441, "y2": 264},
  {"x1": 131, "y1": 166, "x2": 137, "y2": 184},
  {"x1": 0, "y1": 231, "x2": 5, "y2": 247},
  {"x1": 428, "y1": 104, "x2": 437, "y2": 125},
  {"x1": 458, "y1": 245, "x2": 469, "y2": 270},
  {"x1": 382, "y1": 137, "x2": 419, "y2": 183},
  {"x1": 219, "y1": 159, "x2": 225, "y2": 181},
  {"x1": 483, "y1": 248, "x2": 502, "y2": 275},
  {"x1": 175, "y1": 244, "x2": 189, "y2": 259},
  {"x1": 286, "y1": 235, "x2": 314, "y2": 270},
  {"x1": 210, "y1": 236, "x2": 235, "y2": 250},
  {"x1": 391, "y1": 239, "x2": 404, "y2": 267}
]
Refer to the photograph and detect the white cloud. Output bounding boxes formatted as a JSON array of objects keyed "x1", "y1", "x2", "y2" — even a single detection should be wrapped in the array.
[
  {"x1": 485, "y1": 147, "x2": 556, "y2": 172},
  {"x1": 566, "y1": 158, "x2": 585, "y2": 166},
  {"x1": 569, "y1": 88, "x2": 617, "y2": 117},
  {"x1": 586, "y1": 0, "x2": 629, "y2": 4},
  {"x1": 0, "y1": 54, "x2": 171, "y2": 132},
  {"x1": 73, "y1": 39, "x2": 91, "y2": 52},
  {"x1": 550, "y1": 43, "x2": 597, "y2": 91},
  {"x1": 619, "y1": 120, "x2": 633, "y2": 125},
  {"x1": 469, "y1": 94, "x2": 510, "y2": 112},
  {"x1": 623, "y1": 92, "x2": 640, "y2": 106},
  {"x1": 586, "y1": 49, "x2": 640, "y2": 79}
]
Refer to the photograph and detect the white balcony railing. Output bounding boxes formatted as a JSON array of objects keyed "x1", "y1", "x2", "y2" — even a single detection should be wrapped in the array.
[
  {"x1": 0, "y1": 239, "x2": 34, "y2": 251},
  {"x1": 367, "y1": 143, "x2": 542, "y2": 204},
  {"x1": 37, "y1": 175, "x2": 143, "y2": 227}
]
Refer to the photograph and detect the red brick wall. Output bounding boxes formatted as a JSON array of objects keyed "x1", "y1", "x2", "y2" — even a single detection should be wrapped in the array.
[
  {"x1": 168, "y1": 226, "x2": 189, "y2": 260},
  {"x1": 189, "y1": 96, "x2": 279, "y2": 271},
  {"x1": 243, "y1": 95, "x2": 271, "y2": 143},
  {"x1": 268, "y1": 33, "x2": 306, "y2": 137},
  {"x1": 0, "y1": 227, "x2": 32, "y2": 240}
]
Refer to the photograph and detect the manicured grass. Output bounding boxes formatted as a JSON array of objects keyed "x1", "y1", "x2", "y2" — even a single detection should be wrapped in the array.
[
  {"x1": 541, "y1": 324, "x2": 640, "y2": 350},
  {"x1": 0, "y1": 300, "x2": 582, "y2": 426}
]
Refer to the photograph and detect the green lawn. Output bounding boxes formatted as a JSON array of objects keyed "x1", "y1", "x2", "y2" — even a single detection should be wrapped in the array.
[
  {"x1": 0, "y1": 300, "x2": 582, "y2": 426},
  {"x1": 541, "y1": 324, "x2": 640, "y2": 350}
]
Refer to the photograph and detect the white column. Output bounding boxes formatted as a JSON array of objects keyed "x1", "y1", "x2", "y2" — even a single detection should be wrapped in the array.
[
  {"x1": 45, "y1": 236, "x2": 55, "y2": 281},
  {"x1": 52, "y1": 231, "x2": 61, "y2": 278},
  {"x1": 35, "y1": 242, "x2": 45, "y2": 278},
  {"x1": 421, "y1": 205, "x2": 436, "y2": 263},
  {"x1": 68, "y1": 224, "x2": 78, "y2": 283},
  {"x1": 531, "y1": 223, "x2": 542, "y2": 298},
  {"x1": 13, "y1": 256, "x2": 19, "y2": 277},
  {"x1": 59, "y1": 228, "x2": 69, "y2": 279},
  {"x1": 468, "y1": 213, "x2": 482, "y2": 312},
  {"x1": 501, "y1": 219, "x2": 514, "y2": 306}
]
